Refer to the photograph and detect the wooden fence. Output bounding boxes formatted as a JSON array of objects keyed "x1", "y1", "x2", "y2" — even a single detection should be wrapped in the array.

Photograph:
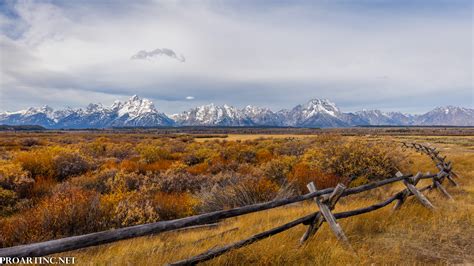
[{"x1": 0, "y1": 143, "x2": 460, "y2": 265}]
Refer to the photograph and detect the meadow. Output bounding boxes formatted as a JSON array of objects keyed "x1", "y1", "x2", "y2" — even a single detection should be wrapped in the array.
[{"x1": 0, "y1": 129, "x2": 472, "y2": 264}]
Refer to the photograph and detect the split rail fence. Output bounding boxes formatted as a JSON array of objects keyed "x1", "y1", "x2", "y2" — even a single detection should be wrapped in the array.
[{"x1": 0, "y1": 142, "x2": 461, "y2": 265}]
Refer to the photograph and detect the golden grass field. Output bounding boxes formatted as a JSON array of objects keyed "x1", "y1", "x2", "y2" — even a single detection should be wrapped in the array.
[{"x1": 62, "y1": 135, "x2": 474, "y2": 265}]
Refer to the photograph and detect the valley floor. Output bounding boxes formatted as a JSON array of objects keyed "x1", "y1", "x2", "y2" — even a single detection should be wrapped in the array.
[{"x1": 62, "y1": 135, "x2": 474, "y2": 265}]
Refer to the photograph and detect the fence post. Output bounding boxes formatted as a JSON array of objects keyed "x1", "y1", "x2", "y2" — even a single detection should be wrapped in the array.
[
  {"x1": 396, "y1": 171, "x2": 435, "y2": 210},
  {"x1": 443, "y1": 164, "x2": 459, "y2": 187},
  {"x1": 300, "y1": 183, "x2": 345, "y2": 244},
  {"x1": 393, "y1": 172, "x2": 422, "y2": 210},
  {"x1": 300, "y1": 182, "x2": 352, "y2": 249},
  {"x1": 431, "y1": 171, "x2": 454, "y2": 200}
]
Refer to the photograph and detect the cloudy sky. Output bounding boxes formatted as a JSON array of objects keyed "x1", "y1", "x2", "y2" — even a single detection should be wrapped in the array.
[{"x1": 0, "y1": 0, "x2": 472, "y2": 114}]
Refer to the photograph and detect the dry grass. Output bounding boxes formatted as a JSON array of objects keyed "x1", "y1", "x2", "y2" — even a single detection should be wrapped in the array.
[{"x1": 62, "y1": 135, "x2": 474, "y2": 265}]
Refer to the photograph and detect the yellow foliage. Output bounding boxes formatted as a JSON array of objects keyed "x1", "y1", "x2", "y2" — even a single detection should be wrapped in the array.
[
  {"x1": 137, "y1": 144, "x2": 171, "y2": 163},
  {"x1": 303, "y1": 139, "x2": 403, "y2": 181},
  {"x1": 154, "y1": 192, "x2": 198, "y2": 220},
  {"x1": 101, "y1": 191, "x2": 159, "y2": 227}
]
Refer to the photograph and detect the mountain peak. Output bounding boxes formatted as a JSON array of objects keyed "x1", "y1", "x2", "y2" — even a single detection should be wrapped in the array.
[
  {"x1": 129, "y1": 94, "x2": 140, "y2": 101},
  {"x1": 432, "y1": 105, "x2": 467, "y2": 114},
  {"x1": 302, "y1": 98, "x2": 340, "y2": 117},
  {"x1": 86, "y1": 103, "x2": 104, "y2": 112},
  {"x1": 118, "y1": 95, "x2": 156, "y2": 118}
]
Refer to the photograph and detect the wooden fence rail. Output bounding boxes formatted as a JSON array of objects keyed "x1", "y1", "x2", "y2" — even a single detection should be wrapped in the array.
[{"x1": 0, "y1": 143, "x2": 459, "y2": 264}]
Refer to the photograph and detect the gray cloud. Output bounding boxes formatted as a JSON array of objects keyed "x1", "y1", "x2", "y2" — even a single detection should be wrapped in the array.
[
  {"x1": 131, "y1": 48, "x2": 185, "y2": 62},
  {"x1": 0, "y1": 0, "x2": 472, "y2": 114}
]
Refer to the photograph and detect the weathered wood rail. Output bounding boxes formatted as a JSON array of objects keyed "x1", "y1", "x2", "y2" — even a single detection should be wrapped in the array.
[{"x1": 0, "y1": 143, "x2": 460, "y2": 265}]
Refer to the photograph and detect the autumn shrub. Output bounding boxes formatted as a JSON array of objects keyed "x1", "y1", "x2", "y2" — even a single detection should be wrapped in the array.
[
  {"x1": 137, "y1": 144, "x2": 171, "y2": 163},
  {"x1": 303, "y1": 139, "x2": 404, "y2": 183},
  {"x1": 274, "y1": 139, "x2": 309, "y2": 156},
  {"x1": 207, "y1": 156, "x2": 239, "y2": 174},
  {"x1": 262, "y1": 156, "x2": 297, "y2": 184},
  {"x1": 120, "y1": 159, "x2": 141, "y2": 172},
  {"x1": 158, "y1": 171, "x2": 211, "y2": 193},
  {"x1": 289, "y1": 161, "x2": 347, "y2": 193},
  {"x1": 237, "y1": 149, "x2": 257, "y2": 164},
  {"x1": 15, "y1": 148, "x2": 55, "y2": 179},
  {"x1": 153, "y1": 192, "x2": 198, "y2": 220},
  {"x1": 141, "y1": 160, "x2": 173, "y2": 172},
  {"x1": 81, "y1": 138, "x2": 108, "y2": 157},
  {"x1": 101, "y1": 191, "x2": 158, "y2": 227},
  {"x1": 183, "y1": 146, "x2": 214, "y2": 166},
  {"x1": 256, "y1": 148, "x2": 273, "y2": 163},
  {"x1": 0, "y1": 161, "x2": 34, "y2": 197},
  {"x1": 0, "y1": 188, "x2": 18, "y2": 216},
  {"x1": 197, "y1": 175, "x2": 294, "y2": 212},
  {"x1": 0, "y1": 185, "x2": 103, "y2": 247},
  {"x1": 183, "y1": 154, "x2": 205, "y2": 166},
  {"x1": 70, "y1": 169, "x2": 117, "y2": 194},
  {"x1": 20, "y1": 138, "x2": 40, "y2": 147},
  {"x1": 105, "y1": 171, "x2": 144, "y2": 193},
  {"x1": 52, "y1": 151, "x2": 90, "y2": 181},
  {"x1": 30, "y1": 176, "x2": 57, "y2": 198},
  {"x1": 107, "y1": 143, "x2": 135, "y2": 160},
  {"x1": 187, "y1": 162, "x2": 209, "y2": 175},
  {"x1": 14, "y1": 147, "x2": 91, "y2": 181}
]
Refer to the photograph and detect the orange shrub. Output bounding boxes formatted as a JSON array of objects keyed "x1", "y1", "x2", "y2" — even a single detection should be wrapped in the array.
[
  {"x1": 153, "y1": 192, "x2": 198, "y2": 220},
  {"x1": 256, "y1": 149, "x2": 273, "y2": 163},
  {"x1": 120, "y1": 159, "x2": 141, "y2": 172},
  {"x1": 187, "y1": 162, "x2": 209, "y2": 175},
  {"x1": 101, "y1": 159, "x2": 119, "y2": 170},
  {"x1": 0, "y1": 185, "x2": 103, "y2": 247},
  {"x1": 141, "y1": 160, "x2": 173, "y2": 172},
  {"x1": 30, "y1": 176, "x2": 56, "y2": 198},
  {"x1": 289, "y1": 161, "x2": 346, "y2": 193}
]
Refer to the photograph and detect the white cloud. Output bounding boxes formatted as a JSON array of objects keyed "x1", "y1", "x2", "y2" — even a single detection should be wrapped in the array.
[{"x1": 185, "y1": 96, "x2": 194, "y2": 100}]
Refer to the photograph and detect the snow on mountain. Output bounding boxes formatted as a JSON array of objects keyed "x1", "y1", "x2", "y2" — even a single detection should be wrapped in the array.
[
  {"x1": 302, "y1": 99, "x2": 341, "y2": 118},
  {"x1": 0, "y1": 95, "x2": 174, "y2": 128},
  {"x1": 414, "y1": 106, "x2": 474, "y2": 126},
  {"x1": 1, "y1": 96, "x2": 472, "y2": 128},
  {"x1": 354, "y1": 110, "x2": 413, "y2": 125},
  {"x1": 279, "y1": 99, "x2": 347, "y2": 127},
  {"x1": 172, "y1": 103, "x2": 253, "y2": 126},
  {"x1": 116, "y1": 95, "x2": 156, "y2": 118},
  {"x1": 242, "y1": 105, "x2": 282, "y2": 126},
  {"x1": 110, "y1": 95, "x2": 174, "y2": 127},
  {"x1": 0, "y1": 105, "x2": 59, "y2": 127}
]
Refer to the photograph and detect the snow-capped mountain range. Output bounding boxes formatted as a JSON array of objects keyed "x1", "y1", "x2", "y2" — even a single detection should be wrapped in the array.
[{"x1": 1, "y1": 95, "x2": 473, "y2": 128}]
